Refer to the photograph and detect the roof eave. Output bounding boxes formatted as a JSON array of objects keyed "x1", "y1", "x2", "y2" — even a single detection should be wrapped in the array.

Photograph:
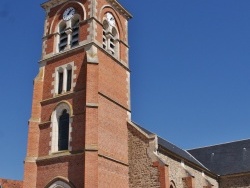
[
  {"x1": 41, "y1": 0, "x2": 68, "y2": 10},
  {"x1": 106, "y1": 0, "x2": 132, "y2": 20}
]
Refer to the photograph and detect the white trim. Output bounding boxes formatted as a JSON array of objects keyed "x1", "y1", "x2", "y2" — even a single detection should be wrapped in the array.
[
  {"x1": 102, "y1": 13, "x2": 120, "y2": 59},
  {"x1": 52, "y1": 62, "x2": 75, "y2": 96},
  {"x1": 56, "y1": 14, "x2": 81, "y2": 53},
  {"x1": 50, "y1": 103, "x2": 73, "y2": 154},
  {"x1": 48, "y1": 180, "x2": 71, "y2": 188}
]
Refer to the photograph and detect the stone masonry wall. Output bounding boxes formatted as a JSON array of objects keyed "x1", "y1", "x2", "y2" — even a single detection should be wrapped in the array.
[
  {"x1": 128, "y1": 124, "x2": 161, "y2": 188},
  {"x1": 220, "y1": 174, "x2": 250, "y2": 188},
  {"x1": 158, "y1": 153, "x2": 219, "y2": 188}
]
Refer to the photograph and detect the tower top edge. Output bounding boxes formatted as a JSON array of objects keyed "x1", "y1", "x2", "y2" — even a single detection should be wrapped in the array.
[{"x1": 41, "y1": 0, "x2": 132, "y2": 20}]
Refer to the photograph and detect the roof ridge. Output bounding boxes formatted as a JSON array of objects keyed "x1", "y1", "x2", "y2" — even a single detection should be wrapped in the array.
[{"x1": 187, "y1": 138, "x2": 250, "y2": 150}]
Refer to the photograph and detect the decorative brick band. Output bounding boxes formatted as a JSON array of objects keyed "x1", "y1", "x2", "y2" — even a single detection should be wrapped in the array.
[
  {"x1": 98, "y1": 92, "x2": 131, "y2": 112},
  {"x1": 98, "y1": 153, "x2": 129, "y2": 167}
]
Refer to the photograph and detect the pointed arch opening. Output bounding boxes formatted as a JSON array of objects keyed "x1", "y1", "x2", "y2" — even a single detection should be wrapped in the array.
[
  {"x1": 170, "y1": 180, "x2": 176, "y2": 188},
  {"x1": 50, "y1": 102, "x2": 73, "y2": 153},
  {"x1": 45, "y1": 178, "x2": 75, "y2": 188},
  {"x1": 58, "y1": 21, "x2": 68, "y2": 52},
  {"x1": 102, "y1": 12, "x2": 120, "y2": 59},
  {"x1": 71, "y1": 15, "x2": 80, "y2": 48},
  {"x1": 58, "y1": 109, "x2": 70, "y2": 151}
]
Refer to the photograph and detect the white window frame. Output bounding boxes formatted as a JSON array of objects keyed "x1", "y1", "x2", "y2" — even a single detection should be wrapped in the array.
[
  {"x1": 50, "y1": 102, "x2": 73, "y2": 154},
  {"x1": 48, "y1": 180, "x2": 72, "y2": 188},
  {"x1": 52, "y1": 62, "x2": 75, "y2": 96},
  {"x1": 102, "y1": 13, "x2": 120, "y2": 59},
  {"x1": 56, "y1": 15, "x2": 81, "y2": 53}
]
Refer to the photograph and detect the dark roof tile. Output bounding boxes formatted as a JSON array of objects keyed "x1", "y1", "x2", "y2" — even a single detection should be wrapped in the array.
[{"x1": 188, "y1": 139, "x2": 250, "y2": 175}]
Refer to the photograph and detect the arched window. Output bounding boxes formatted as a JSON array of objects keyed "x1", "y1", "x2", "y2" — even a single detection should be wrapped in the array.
[
  {"x1": 58, "y1": 110, "x2": 69, "y2": 151},
  {"x1": 102, "y1": 20, "x2": 109, "y2": 50},
  {"x1": 59, "y1": 22, "x2": 68, "y2": 52},
  {"x1": 71, "y1": 17, "x2": 80, "y2": 47},
  {"x1": 50, "y1": 103, "x2": 72, "y2": 153},
  {"x1": 102, "y1": 13, "x2": 119, "y2": 58},
  {"x1": 66, "y1": 68, "x2": 72, "y2": 92},
  {"x1": 57, "y1": 14, "x2": 80, "y2": 53},
  {"x1": 109, "y1": 27, "x2": 118, "y2": 55},
  {"x1": 46, "y1": 180, "x2": 73, "y2": 188},
  {"x1": 54, "y1": 63, "x2": 74, "y2": 95},
  {"x1": 57, "y1": 67, "x2": 64, "y2": 94},
  {"x1": 170, "y1": 180, "x2": 176, "y2": 188}
]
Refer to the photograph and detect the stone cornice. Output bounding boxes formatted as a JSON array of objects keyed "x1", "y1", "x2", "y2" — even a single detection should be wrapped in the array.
[
  {"x1": 106, "y1": 0, "x2": 132, "y2": 20},
  {"x1": 41, "y1": 0, "x2": 133, "y2": 20},
  {"x1": 41, "y1": 0, "x2": 68, "y2": 11}
]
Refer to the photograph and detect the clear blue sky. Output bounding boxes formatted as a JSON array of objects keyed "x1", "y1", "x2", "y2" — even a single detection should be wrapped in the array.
[{"x1": 1, "y1": 0, "x2": 250, "y2": 181}]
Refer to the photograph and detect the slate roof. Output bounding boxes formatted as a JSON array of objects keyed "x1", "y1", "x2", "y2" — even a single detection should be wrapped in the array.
[
  {"x1": 157, "y1": 137, "x2": 207, "y2": 168},
  {"x1": 133, "y1": 122, "x2": 207, "y2": 170},
  {"x1": 132, "y1": 122, "x2": 250, "y2": 176},
  {"x1": 188, "y1": 139, "x2": 250, "y2": 176}
]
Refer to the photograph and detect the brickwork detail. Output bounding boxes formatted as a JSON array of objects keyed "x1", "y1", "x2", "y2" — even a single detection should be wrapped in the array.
[
  {"x1": 0, "y1": 178, "x2": 23, "y2": 188},
  {"x1": 182, "y1": 176, "x2": 194, "y2": 188},
  {"x1": 98, "y1": 157, "x2": 129, "y2": 187},
  {"x1": 24, "y1": 0, "x2": 131, "y2": 187}
]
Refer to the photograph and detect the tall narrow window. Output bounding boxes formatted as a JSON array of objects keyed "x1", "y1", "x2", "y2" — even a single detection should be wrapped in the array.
[
  {"x1": 110, "y1": 27, "x2": 118, "y2": 56},
  {"x1": 103, "y1": 30, "x2": 107, "y2": 49},
  {"x1": 71, "y1": 19, "x2": 79, "y2": 47},
  {"x1": 58, "y1": 110, "x2": 69, "y2": 151},
  {"x1": 110, "y1": 37, "x2": 115, "y2": 55},
  {"x1": 102, "y1": 20, "x2": 108, "y2": 50},
  {"x1": 50, "y1": 103, "x2": 72, "y2": 153},
  {"x1": 66, "y1": 69, "x2": 72, "y2": 91},
  {"x1": 59, "y1": 23, "x2": 68, "y2": 51},
  {"x1": 54, "y1": 64, "x2": 74, "y2": 96},
  {"x1": 58, "y1": 72, "x2": 64, "y2": 94},
  {"x1": 102, "y1": 15, "x2": 119, "y2": 57}
]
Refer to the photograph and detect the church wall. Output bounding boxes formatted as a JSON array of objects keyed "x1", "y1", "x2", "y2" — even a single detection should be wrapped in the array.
[
  {"x1": 35, "y1": 50, "x2": 87, "y2": 156},
  {"x1": 158, "y1": 153, "x2": 219, "y2": 188},
  {"x1": 128, "y1": 125, "x2": 161, "y2": 188},
  {"x1": 98, "y1": 157, "x2": 129, "y2": 188},
  {"x1": 219, "y1": 174, "x2": 250, "y2": 188},
  {"x1": 43, "y1": 50, "x2": 86, "y2": 100},
  {"x1": 99, "y1": 95, "x2": 129, "y2": 163},
  {"x1": 36, "y1": 154, "x2": 84, "y2": 188},
  {"x1": 98, "y1": 50, "x2": 129, "y2": 109},
  {"x1": 0, "y1": 178, "x2": 23, "y2": 188},
  {"x1": 43, "y1": 0, "x2": 89, "y2": 56},
  {"x1": 96, "y1": 0, "x2": 127, "y2": 43}
]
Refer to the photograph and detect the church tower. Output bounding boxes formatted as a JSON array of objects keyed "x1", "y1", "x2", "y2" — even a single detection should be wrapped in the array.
[{"x1": 23, "y1": 0, "x2": 132, "y2": 187}]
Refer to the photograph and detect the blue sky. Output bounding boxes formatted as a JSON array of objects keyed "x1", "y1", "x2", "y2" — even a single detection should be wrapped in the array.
[{"x1": 1, "y1": 0, "x2": 250, "y2": 181}]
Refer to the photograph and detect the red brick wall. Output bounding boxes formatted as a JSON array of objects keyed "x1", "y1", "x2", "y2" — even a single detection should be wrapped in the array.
[
  {"x1": 98, "y1": 96, "x2": 129, "y2": 162},
  {"x1": 36, "y1": 155, "x2": 84, "y2": 188},
  {"x1": 43, "y1": 50, "x2": 86, "y2": 99},
  {"x1": 98, "y1": 51, "x2": 129, "y2": 108},
  {"x1": 182, "y1": 177, "x2": 195, "y2": 188},
  {"x1": 98, "y1": 157, "x2": 129, "y2": 187},
  {"x1": 44, "y1": 0, "x2": 89, "y2": 55},
  {"x1": 24, "y1": 0, "x2": 131, "y2": 187},
  {"x1": 0, "y1": 179, "x2": 23, "y2": 188}
]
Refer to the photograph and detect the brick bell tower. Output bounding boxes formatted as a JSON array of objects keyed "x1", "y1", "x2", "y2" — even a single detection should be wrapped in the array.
[{"x1": 23, "y1": 0, "x2": 132, "y2": 187}]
